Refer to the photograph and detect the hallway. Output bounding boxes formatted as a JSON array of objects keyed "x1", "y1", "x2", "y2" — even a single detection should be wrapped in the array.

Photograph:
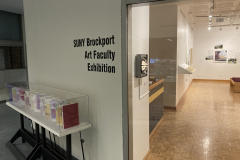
[{"x1": 149, "y1": 80, "x2": 240, "y2": 160}]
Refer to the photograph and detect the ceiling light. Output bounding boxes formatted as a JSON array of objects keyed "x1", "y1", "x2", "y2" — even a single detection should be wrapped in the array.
[
  {"x1": 219, "y1": 27, "x2": 222, "y2": 31},
  {"x1": 167, "y1": 39, "x2": 173, "y2": 41},
  {"x1": 209, "y1": 15, "x2": 212, "y2": 18},
  {"x1": 208, "y1": 27, "x2": 211, "y2": 31}
]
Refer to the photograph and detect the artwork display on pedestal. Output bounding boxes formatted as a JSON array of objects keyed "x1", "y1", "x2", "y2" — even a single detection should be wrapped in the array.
[{"x1": 214, "y1": 50, "x2": 227, "y2": 63}]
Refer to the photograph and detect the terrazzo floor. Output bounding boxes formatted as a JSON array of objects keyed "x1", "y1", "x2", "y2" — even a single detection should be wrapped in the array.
[
  {"x1": 149, "y1": 80, "x2": 240, "y2": 160},
  {"x1": 0, "y1": 102, "x2": 36, "y2": 160}
]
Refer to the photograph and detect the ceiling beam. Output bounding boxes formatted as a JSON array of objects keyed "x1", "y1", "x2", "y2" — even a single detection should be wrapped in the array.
[{"x1": 211, "y1": 23, "x2": 240, "y2": 27}]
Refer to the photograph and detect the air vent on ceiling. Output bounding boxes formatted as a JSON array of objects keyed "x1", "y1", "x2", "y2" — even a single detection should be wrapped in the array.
[{"x1": 216, "y1": 18, "x2": 224, "y2": 23}]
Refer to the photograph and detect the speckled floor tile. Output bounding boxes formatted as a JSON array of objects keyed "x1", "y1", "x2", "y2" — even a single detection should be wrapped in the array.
[{"x1": 149, "y1": 80, "x2": 240, "y2": 160}]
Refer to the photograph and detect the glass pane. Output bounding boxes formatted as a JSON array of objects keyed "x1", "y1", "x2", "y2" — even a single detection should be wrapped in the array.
[
  {"x1": 5, "y1": 81, "x2": 90, "y2": 136},
  {"x1": 0, "y1": 10, "x2": 21, "y2": 41},
  {"x1": 0, "y1": 46, "x2": 23, "y2": 69}
]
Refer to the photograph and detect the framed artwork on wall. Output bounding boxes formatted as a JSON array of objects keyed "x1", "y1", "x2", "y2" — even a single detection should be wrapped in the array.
[
  {"x1": 228, "y1": 58, "x2": 237, "y2": 64},
  {"x1": 214, "y1": 44, "x2": 223, "y2": 49},
  {"x1": 206, "y1": 50, "x2": 214, "y2": 60},
  {"x1": 214, "y1": 50, "x2": 227, "y2": 63}
]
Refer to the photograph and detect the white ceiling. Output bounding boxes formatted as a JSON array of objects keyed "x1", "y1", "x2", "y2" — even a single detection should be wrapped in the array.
[
  {"x1": 0, "y1": 0, "x2": 239, "y2": 27},
  {"x1": 189, "y1": 0, "x2": 240, "y2": 26},
  {"x1": 0, "y1": 0, "x2": 23, "y2": 14}
]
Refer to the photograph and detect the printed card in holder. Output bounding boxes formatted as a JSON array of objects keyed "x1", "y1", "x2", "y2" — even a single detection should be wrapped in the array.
[
  {"x1": 45, "y1": 97, "x2": 53, "y2": 119},
  {"x1": 56, "y1": 101, "x2": 71, "y2": 126},
  {"x1": 50, "y1": 98, "x2": 59, "y2": 122},
  {"x1": 18, "y1": 89, "x2": 25, "y2": 106},
  {"x1": 6, "y1": 84, "x2": 12, "y2": 101},
  {"x1": 24, "y1": 91, "x2": 30, "y2": 108},
  {"x1": 33, "y1": 93, "x2": 46, "y2": 112},
  {"x1": 30, "y1": 92, "x2": 38, "y2": 110},
  {"x1": 16, "y1": 88, "x2": 20, "y2": 102},
  {"x1": 12, "y1": 87, "x2": 17, "y2": 102},
  {"x1": 40, "y1": 96, "x2": 52, "y2": 116},
  {"x1": 62, "y1": 103, "x2": 79, "y2": 129}
]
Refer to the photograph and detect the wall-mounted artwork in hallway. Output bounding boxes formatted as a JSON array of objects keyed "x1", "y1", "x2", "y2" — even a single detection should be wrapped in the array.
[
  {"x1": 214, "y1": 44, "x2": 223, "y2": 49},
  {"x1": 228, "y1": 58, "x2": 237, "y2": 64},
  {"x1": 214, "y1": 50, "x2": 227, "y2": 63},
  {"x1": 206, "y1": 50, "x2": 214, "y2": 60}
]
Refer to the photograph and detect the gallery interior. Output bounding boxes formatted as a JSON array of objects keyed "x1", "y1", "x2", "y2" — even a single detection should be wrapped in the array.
[
  {"x1": 0, "y1": 0, "x2": 240, "y2": 160},
  {"x1": 128, "y1": 0, "x2": 240, "y2": 159}
]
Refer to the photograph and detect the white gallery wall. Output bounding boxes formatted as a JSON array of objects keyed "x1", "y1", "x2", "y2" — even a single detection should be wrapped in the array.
[
  {"x1": 128, "y1": 5, "x2": 149, "y2": 160},
  {"x1": 193, "y1": 21, "x2": 240, "y2": 80},
  {"x1": 176, "y1": 5, "x2": 194, "y2": 106},
  {"x1": 23, "y1": 0, "x2": 123, "y2": 160}
]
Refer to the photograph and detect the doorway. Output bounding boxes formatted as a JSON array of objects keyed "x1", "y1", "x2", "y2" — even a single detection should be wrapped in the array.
[
  {"x1": 126, "y1": 0, "x2": 240, "y2": 160},
  {"x1": 127, "y1": 0, "x2": 194, "y2": 160}
]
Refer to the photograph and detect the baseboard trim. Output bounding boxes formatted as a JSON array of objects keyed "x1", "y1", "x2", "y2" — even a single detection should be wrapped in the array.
[
  {"x1": 146, "y1": 118, "x2": 164, "y2": 160},
  {"x1": 164, "y1": 106, "x2": 176, "y2": 110},
  {"x1": 176, "y1": 80, "x2": 193, "y2": 110},
  {"x1": 143, "y1": 149, "x2": 151, "y2": 160},
  {"x1": 149, "y1": 118, "x2": 163, "y2": 139},
  {"x1": 193, "y1": 79, "x2": 230, "y2": 82}
]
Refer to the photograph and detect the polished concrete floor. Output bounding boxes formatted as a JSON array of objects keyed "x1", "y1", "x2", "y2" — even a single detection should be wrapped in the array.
[{"x1": 149, "y1": 80, "x2": 240, "y2": 160}]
